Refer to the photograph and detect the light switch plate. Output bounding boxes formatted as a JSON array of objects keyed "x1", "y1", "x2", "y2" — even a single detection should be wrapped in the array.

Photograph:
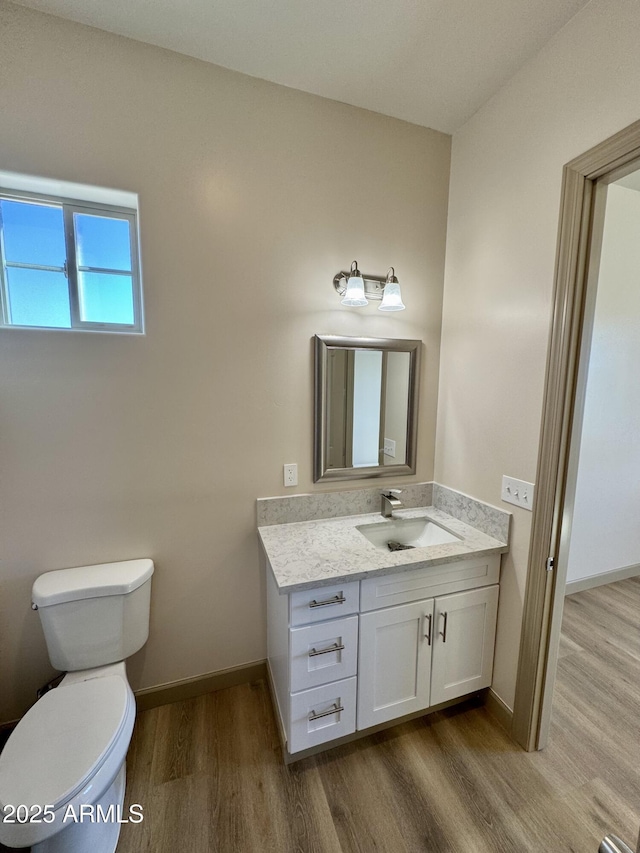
[
  {"x1": 501, "y1": 475, "x2": 535, "y2": 511},
  {"x1": 383, "y1": 438, "x2": 396, "y2": 458}
]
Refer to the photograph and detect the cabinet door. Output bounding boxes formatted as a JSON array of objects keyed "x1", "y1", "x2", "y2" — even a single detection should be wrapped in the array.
[
  {"x1": 430, "y1": 585, "x2": 499, "y2": 706},
  {"x1": 357, "y1": 599, "x2": 434, "y2": 730}
]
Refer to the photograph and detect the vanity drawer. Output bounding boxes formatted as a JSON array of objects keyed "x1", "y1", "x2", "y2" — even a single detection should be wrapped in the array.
[
  {"x1": 290, "y1": 581, "x2": 359, "y2": 626},
  {"x1": 290, "y1": 615, "x2": 358, "y2": 692},
  {"x1": 360, "y1": 555, "x2": 501, "y2": 611},
  {"x1": 288, "y1": 677, "x2": 357, "y2": 754}
]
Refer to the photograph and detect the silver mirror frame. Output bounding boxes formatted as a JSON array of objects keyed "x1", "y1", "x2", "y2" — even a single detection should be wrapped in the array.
[{"x1": 314, "y1": 334, "x2": 421, "y2": 483}]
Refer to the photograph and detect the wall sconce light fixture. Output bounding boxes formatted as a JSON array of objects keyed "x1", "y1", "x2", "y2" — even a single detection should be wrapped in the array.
[{"x1": 333, "y1": 261, "x2": 406, "y2": 311}]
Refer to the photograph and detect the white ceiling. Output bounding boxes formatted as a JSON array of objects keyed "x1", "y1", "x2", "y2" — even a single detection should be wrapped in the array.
[{"x1": 15, "y1": 0, "x2": 591, "y2": 133}]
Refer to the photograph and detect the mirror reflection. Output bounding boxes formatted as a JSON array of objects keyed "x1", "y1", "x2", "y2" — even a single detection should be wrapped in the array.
[{"x1": 314, "y1": 335, "x2": 421, "y2": 482}]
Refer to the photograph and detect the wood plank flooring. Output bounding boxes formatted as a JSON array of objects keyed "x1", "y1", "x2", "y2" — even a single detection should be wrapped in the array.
[{"x1": 116, "y1": 577, "x2": 640, "y2": 853}]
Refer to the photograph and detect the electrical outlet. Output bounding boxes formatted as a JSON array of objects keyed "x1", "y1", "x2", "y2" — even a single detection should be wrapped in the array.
[
  {"x1": 383, "y1": 438, "x2": 396, "y2": 458},
  {"x1": 501, "y1": 475, "x2": 535, "y2": 511},
  {"x1": 283, "y1": 463, "x2": 298, "y2": 487}
]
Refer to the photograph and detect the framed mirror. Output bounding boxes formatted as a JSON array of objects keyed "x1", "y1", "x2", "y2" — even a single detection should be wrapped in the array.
[{"x1": 314, "y1": 335, "x2": 421, "y2": 482}]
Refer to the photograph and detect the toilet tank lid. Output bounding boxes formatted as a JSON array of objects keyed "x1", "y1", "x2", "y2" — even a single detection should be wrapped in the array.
[{"x1": 32, "y1": 559, "x2": 154, "y2": 607}]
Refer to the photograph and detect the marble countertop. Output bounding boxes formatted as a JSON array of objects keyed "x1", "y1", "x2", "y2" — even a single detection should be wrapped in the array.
[{"x1": 258, "y1": 506, "x2": 509, "y2": 593}]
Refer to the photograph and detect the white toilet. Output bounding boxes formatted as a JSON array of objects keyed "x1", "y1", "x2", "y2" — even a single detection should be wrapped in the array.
[{"x1": 0, "y1": 558, "x2": 154, "y2": 852}]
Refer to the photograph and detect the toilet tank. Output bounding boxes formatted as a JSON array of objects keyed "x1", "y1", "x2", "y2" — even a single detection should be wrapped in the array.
[{"x1": 32, "y1": 559, "x2": 154, "y2": 672}]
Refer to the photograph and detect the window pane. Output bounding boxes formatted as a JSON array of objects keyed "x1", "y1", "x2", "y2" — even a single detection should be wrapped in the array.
[
  {"x1": 78, "y1": 272, "x2": 135, "y2": 325},
  {"x1": 6, "y1": 268, "x2": 71, "y2": 328},
  {"x1": 1, "y1": 199, "x2": 66, "y2": 267},
  {"x1": 75, "y1": 213, "x2": 132, "y2": 271}
]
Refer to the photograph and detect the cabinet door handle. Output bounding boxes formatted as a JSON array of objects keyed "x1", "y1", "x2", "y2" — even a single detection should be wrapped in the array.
[
  {"x1": 424, "y1": 613, "x2": 432, "y2": 645},
  {"x1": 439, "y1": 611, "x2": 448, "y2": 643},
  {"x1": 309, "y1": 595, "x2": 346, "y2": 608},
  {"x1": 308, "y1": 703, "x2": 344, "y2": 721},
  {"x1": 309, "y1": 643, "x2": 345, "y2": 657}
]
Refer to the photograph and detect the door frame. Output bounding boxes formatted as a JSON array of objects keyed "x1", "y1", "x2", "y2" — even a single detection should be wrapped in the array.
[{"x1": 511, "y1": 118, "x2": 640, "y2": 751}]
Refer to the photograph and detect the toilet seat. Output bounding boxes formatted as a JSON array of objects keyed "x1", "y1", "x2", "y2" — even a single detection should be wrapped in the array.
[{"x1": 0, "y1": 675, "x2": 133, "y2": 814}]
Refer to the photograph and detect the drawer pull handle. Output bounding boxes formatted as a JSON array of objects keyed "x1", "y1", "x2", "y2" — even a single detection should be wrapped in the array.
[
  {"x1": 309, "y1": 595, "x2": 346, "y2": 608},
  {"x1": 440, "y1": 611, "x2": 448, "y2": 643},
  {"x1": 309, "y1": 642, "x2": 345, "y2": 657},
  {"x1": 424, "y1": 613, "x2": 432, "y2": 645},
  {"x1": 308, "y1": 703, "x2": 344, "y2": 722}
]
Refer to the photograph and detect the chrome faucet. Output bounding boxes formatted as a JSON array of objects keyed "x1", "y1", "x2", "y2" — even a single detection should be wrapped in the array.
[{"x1": 381, "y1": 489, "x2": 403, "y2": 518}]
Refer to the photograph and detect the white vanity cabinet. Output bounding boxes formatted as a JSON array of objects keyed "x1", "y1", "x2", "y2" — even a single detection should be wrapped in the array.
[
  {"x1": 267, "y1": 575, "x2": 361, "y2": 755},
  {"x1": 266, "y1": 553, "x2": 501, "y2": 759},
  {"x1": 356, "y1": 583, "x2": 499, "y2": 729}
]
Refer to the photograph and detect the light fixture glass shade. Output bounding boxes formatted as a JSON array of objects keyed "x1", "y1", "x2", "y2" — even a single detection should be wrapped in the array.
[
  {"x1": 341, "y1": 262, "x2": 368, "y2": 307},
  {"x1": 379, "y1": 281, "x2": 405, "y2": 311}
]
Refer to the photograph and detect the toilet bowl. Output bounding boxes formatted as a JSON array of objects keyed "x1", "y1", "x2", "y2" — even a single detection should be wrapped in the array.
[
  {"x1": 0, "y1": 559, "x2": 153, "y2": 852},
  {"x1": 0, "y1": 663, "x2": 135, "y2": 851}
]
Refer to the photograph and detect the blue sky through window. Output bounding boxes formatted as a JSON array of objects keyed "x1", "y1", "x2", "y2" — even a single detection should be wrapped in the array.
[
  {"x1": 79, "y1": 272, "x2": 134, "y2": 325},
  {"x1": 7, "y1": 268, "x2": 71, "y2": 327},
  {"x1": 75, "y1": 213, "x2": 132, "y2": 272},
  {"x1": 1, "y1": 200, "x2": 66, "y2": 268},
  {"x1": 1, "y1": 198, "x2": 137, "y2": 328}
]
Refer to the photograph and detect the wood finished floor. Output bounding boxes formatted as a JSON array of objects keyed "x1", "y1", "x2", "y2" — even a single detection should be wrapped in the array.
[{"x1": 117, "y1": 578, "x2": 640, "y2": 853}]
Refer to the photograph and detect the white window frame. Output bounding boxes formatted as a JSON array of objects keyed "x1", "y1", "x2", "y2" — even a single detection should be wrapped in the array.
[{"x1": 0, "y1": 188, "x2": 143, "y2": 334}]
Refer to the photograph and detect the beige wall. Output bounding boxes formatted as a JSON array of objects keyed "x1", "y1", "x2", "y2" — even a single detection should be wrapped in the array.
[
  {"x1": 436, "y1": 0, "x2": 640, "y2": 708},
  {"x1": 0, "y1": 2, "x2": 450, "y2": 722}
]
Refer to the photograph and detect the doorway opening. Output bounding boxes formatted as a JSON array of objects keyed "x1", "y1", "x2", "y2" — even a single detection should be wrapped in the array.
[{"x1": 512, "y1": 119, "x2": 640, "y2": 753}]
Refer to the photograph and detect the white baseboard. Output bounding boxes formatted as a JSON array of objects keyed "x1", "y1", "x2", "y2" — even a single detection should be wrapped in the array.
[{"x1": 565, "y1": 563, "x2": 640, "y2": 595}]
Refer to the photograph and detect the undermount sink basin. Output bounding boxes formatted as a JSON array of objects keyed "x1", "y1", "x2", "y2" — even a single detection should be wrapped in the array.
[{"x1": 356, "y1": 517, "x2": 462, "y2": 552}]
